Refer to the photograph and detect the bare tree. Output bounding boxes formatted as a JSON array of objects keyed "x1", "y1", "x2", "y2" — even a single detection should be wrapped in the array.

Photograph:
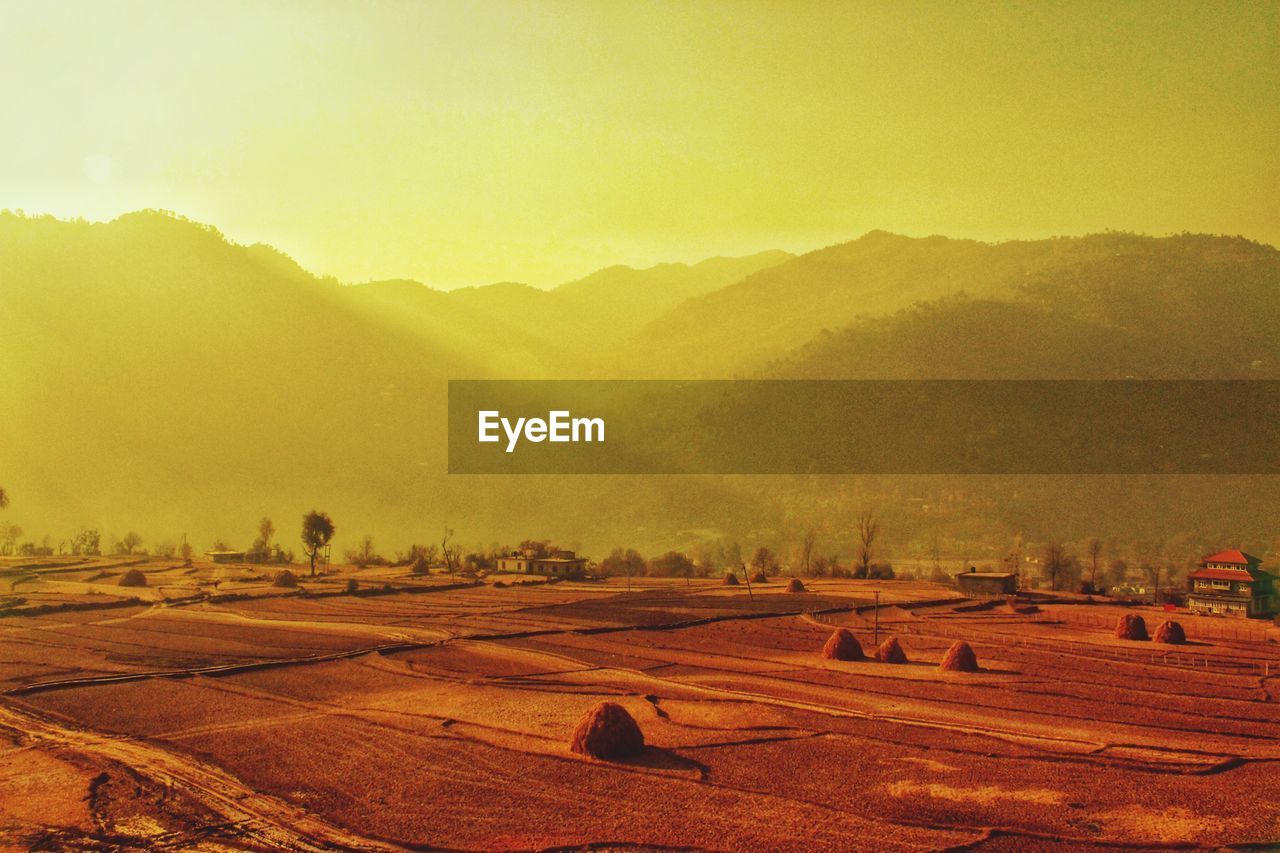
[
  {"x1": 347, "y1": 534, "x2": 377, "y2": 567},
  {"x1": 441, "y1": 527, "x2": 461, "y2": 574},
  {"x1": 751, "y1": 546, "x2": 777, "y2": 576},
  {"x1": 119, "y1": 532, "x2": 143, "y2": 555},
  {"x1": 856, "y1": 509, "x2": 879, "y2": 579},
  {"x1": 1042, "y1": 542, "x2": 1077, "y2": 591},
  {"x1": 799, "y1": 530, "x2": 816, "y2": 577},
  {"x1": 1086, "y1": 537, "x2": 1103, "y2": 591},
  {"x1": 0, "y1": 521, "x2": 21, "y2": 556}
]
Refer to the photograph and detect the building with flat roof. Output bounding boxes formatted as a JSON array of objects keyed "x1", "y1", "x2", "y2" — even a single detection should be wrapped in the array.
[
  {"x1": 497, "y1": 547, "x2": 587, "y2": 578},
  {"x1": 956, "y1": 569, "x2": 1018, "y2": 597}
]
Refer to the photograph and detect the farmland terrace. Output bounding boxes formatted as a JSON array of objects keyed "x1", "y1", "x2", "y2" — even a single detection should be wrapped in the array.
[{"x1": 3, "y1": 557, "x2": 1280, "y2": 850}]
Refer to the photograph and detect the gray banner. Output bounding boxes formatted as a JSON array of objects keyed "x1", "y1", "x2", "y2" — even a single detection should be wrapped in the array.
[{"x1": 448, "y1": 380, "x2": 1280, "y2": 474}]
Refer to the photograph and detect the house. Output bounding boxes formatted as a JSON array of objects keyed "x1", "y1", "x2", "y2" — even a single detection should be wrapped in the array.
[
  {"x1": 496, "y1": 547, "x2": 588, "y2": 578},
  {"x1": 205, "y1": 549, "x2": 246, "y2": 564},
  {"x1": 1186, "y1": 549, "x2": 1275, "y2": 618},
  {"x1": 956, "y1": 569, "x2": 1018, "y2": 597}
]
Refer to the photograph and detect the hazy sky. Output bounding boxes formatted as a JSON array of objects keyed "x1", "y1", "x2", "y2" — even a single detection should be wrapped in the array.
[{"x1": 2, "y1": 0, "x2": 1276, "y2": 287}]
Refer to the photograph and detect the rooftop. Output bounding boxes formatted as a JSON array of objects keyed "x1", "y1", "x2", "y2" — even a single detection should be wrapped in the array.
[{"x1": 1202, "y1": 549, "x2": 1262, "y2": 567}]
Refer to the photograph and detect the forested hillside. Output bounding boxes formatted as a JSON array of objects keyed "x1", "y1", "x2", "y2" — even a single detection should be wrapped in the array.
[{"x1": 3, "y1": 211, "x2": 1277, "y2": 566}]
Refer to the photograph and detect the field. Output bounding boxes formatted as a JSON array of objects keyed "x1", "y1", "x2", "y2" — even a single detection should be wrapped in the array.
[{"x1": 3, "y1": 556, "x2": 1280, "y2": 850}]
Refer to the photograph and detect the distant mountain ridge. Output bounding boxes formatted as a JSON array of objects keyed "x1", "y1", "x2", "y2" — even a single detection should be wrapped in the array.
[
  {"x1": 629, "y1": 230, "x2": 1280, "y2": 377},
  {"x1": 3, "y1": 209, "x2": 1278, "y2": 557}
]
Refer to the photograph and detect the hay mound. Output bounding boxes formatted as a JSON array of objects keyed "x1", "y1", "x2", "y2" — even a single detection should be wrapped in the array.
[
  {"x1": 569, "y1": 701, "x2": 644, "y2": 760},
  {"x1": 1154, "y1": 620, "x2": 1186, "y2": 644},
  {"x1": 875, "y1": 636, "x2": 908, "y2": 664},
  {"x1": 821, "y1": 628, "x2": 865, "y2": 661},
  {"x1": 1114, "y1": 613, "x2": 1149, "y2": 641},
  {"x1": 723, "y1": 571, "x2": 739, "y2": 585},
  {"x1": 118, "y1": 569, "x2": 147, "y2": 588},
  {"x1": 786, "y1": 577, "x2": 806, "y2": 592},
  {"x1": 750, "y1": 571, "x2": 768, "y2": 584},
  {"x1": 939, "y1": 640, "x2": 979, "y2": 672},
  {"x1": 272, "y1": 570, "x2": 299, "y2": 588}
]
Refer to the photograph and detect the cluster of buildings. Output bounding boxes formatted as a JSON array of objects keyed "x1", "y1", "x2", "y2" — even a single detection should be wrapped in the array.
[{"x1": 956, "y1": 548, "x2": 1276, "y2": 619}]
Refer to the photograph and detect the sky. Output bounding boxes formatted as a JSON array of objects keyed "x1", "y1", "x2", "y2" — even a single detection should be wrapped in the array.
[{"x1": 1, "y1": 0, "x2": 1277, "y2": 288}]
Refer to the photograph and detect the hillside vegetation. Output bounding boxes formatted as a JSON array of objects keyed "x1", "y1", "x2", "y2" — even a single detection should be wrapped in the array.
[{"x1": 3, "y1": 210, "x2": 1278, "y2": 560}]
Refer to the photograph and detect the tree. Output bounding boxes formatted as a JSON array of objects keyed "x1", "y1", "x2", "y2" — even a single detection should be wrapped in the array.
[
  {"x1": 1105, "y1": 558, "x2": 1128, "y2": 589},
  {"x1": 601, "y1": 548, "x2": 646, "y2": 592},
  {"x1": 301, "y1": 510, "x2": 335, "y2": 577},
  {"x1": 0, "y1": 521, "x2": 22, "y2": 556},
  {"x1": 1041, "y1": 542, "x2": 1079, "y2": 591},
  {"x1": 441, "y1": 528, "x2": 461, "y2": 574},
  {"x1": 856, "y1": 509, "x2": 880, "y2": 579},
  {"x1": 751, "y1": 546, "x2": 777, "y2": 576},
  {"x1": 118, "y1": 531, "x2": 143, "y2": 555},
  {"x1": 347, "y1": 535, "x2": 379, "y2": 567},
  {"x1": 1086, "y1": 538, "x2": 1104, "y2": 591},
  {"x1": 799, "y1": 530, "x2": 816, "y2": 577},
  {"x1": 73, "y1": 528, "x2": 101, "y2": 556},
  {"x1": 650, "y1": 551, "x2": 695, "y2": 583},
  {"x1": 0, "y1": 487, "x2": 8, "y2": 509},
  {"x1": 250, "y1": 517, "x2": 275, "y2": 562}
]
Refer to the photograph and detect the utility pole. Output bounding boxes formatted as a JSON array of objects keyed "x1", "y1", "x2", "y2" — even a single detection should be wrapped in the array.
[
  {"x1": 741, "y1": 562, "x2": 754, "y2": 602},
  {"x1": 874, "y1": 590, "x2": 880, "y2": 647}
]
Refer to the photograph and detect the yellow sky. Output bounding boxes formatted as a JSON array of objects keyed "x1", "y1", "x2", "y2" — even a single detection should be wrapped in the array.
[{"x1": 2, "y1": 0, "x2": 1276, "y2": 288}]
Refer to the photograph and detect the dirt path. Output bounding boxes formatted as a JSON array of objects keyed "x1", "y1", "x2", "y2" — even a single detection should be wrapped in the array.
[{"x1": 0, "y1": 700, "x2": 406, "y2": 851}]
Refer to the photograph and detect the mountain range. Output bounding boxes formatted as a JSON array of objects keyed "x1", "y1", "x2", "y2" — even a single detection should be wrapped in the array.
[{"x1": 2, "y1": 210, "x2": 1278, "y2": 563}]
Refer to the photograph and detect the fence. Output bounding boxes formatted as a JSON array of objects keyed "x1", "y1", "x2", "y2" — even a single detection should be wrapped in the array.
[{"x1": 1046, "y1": 607, "x2": 1272, "y2": 643}]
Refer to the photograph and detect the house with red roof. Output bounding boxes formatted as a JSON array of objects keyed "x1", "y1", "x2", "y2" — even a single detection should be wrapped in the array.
[{"x1": 1186, "y1": 550, "x2": 1274, "y2": 617}]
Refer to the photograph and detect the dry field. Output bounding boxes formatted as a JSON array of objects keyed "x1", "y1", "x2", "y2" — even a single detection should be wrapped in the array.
[{"x1": 3, "y1": 557, "x2": 1280, "y2": 850}]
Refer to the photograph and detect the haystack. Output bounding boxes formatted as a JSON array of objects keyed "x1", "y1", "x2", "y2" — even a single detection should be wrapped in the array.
[
  {"x1": 118, "y1": 568, "x2": 147, "y2": 588},
  {"x1": 272, "y1": 569, "x2": 299, "y2": 588},
  {"x1": 569, "y1": 701, "x2": 644, "y2": 760},
  {"x1": 939, "y1": 640, "x2": 979, "y2": 672},
  {"x1": 875, "y1": 636, "x2": 908, "y2": 664},
  {"x1": 821, "y1": 628, "x2": 865, "y2": 661},
  {"x1": 786, "y1": 577, "x2": 806, "y2": 593},
  {"x1": 1114, "y1": 613, "x2": 1148, "y2": 641},
  {"x1": 750, "y1": 571, "x2": 768, "y2": 584},
  {"x1": 1154, "y1": 620, "x2": 1186, "y2": 645},
  {"x1": 723, "y1": 571, "x2": 739, "y2": 585}
]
